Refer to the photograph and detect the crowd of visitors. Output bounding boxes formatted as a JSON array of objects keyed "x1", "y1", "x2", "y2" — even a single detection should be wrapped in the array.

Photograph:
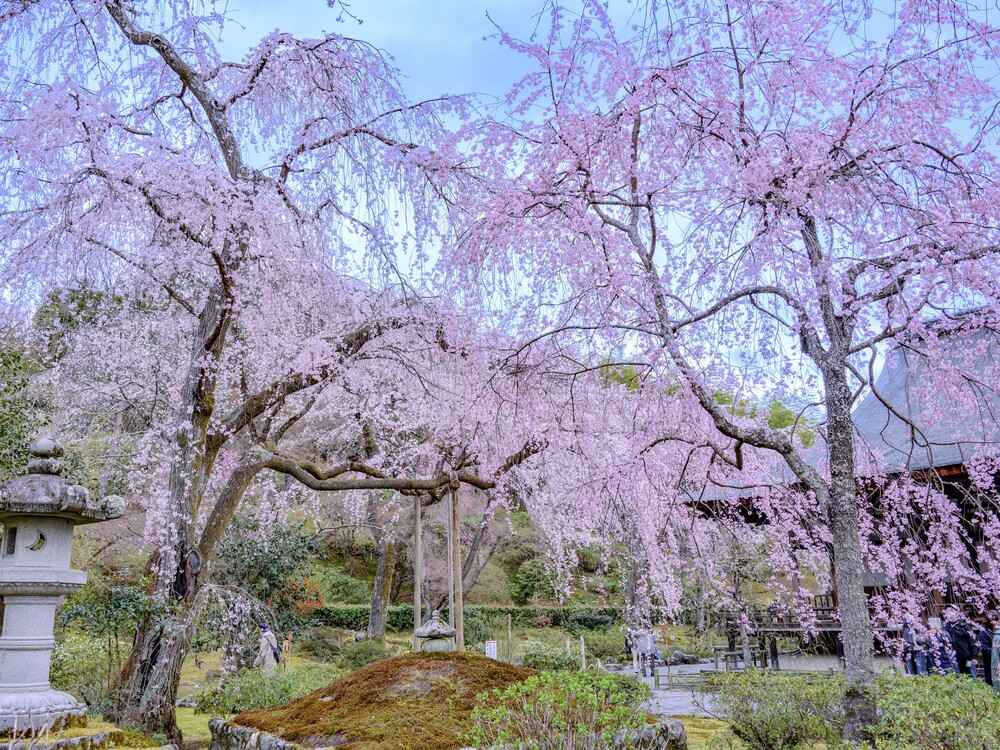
[{"x1": 902, "y1": 609, "x2": 997, "y2": 684}]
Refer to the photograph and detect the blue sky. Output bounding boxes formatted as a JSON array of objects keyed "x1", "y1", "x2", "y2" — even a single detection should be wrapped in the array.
[{"x1": 218, "y1": 1, "x2": 549, "y2": 102}]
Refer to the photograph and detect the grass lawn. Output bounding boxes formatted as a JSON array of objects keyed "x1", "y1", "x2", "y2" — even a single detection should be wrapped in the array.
[
  {"x1": 176, "y1": 707, "x2": 220, "y2": 747},
  {"x1": 178, "y1": 649, "x2": 331, "y2": 747},
  {"x1": 178, "y1": 649, "x2": 329, "y2": 698}
]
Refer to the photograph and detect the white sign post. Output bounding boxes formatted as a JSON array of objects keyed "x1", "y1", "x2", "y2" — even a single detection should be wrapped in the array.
[{"x1": 485, "y1": 640, "x2": 498, "y2": 659}]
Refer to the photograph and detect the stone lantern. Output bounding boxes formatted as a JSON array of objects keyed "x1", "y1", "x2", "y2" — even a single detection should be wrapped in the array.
[
  {"x1": 0, "y1": 438, "x2": 124, "y2": 733},
  {"x1": 413, "y1": 610, "x2": 456, "y2": 653}
]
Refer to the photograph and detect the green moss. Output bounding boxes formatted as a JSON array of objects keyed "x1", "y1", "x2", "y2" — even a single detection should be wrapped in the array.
[
  {"x1": 678, "y1": 715, "x2": 731, "y2": 750},
  {"x1": 0, "y1": 718, "x2": 152, "y2": 747},
  {"x1": 234, "y1": 652, "x2": 533, "y2": 750}
]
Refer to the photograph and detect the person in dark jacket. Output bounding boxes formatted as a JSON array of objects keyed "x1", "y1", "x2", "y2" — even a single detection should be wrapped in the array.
[
  {"x1": 977, "y1": 623, "x2": 994, "y2": 686},
  {"x1": 944, "y1": 610, "x2": 977, "y2": 675}
]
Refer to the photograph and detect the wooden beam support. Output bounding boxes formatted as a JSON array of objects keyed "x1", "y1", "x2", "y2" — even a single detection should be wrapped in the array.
[
  {"x1": 413, "y1": 494, "x2": 423, "y2": 649},
  {"x1": 451, "y1": 482, "x2": 465, "y2": 651}
]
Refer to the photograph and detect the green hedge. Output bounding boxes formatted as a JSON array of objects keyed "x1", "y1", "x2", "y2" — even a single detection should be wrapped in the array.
[
  {"x1": 702, "y1": 669, "x2": 1000, "y2": 750},
  {"x1": 310, "y1": 605, "x2": 622, "y2": 632}
]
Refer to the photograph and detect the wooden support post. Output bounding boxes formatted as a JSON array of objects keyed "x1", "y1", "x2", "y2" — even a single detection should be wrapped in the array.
[
  {"x1": 450, "y1": 482, "x2": 465, "y2": 651},
  {"x1": 506, "y1": 612, "x2": 513, "y2": 662},
  {"x1": 579, "y1": 634, "x2": 586, "y2": 670},
  {"x1": 412, "y1": 494, "x2": 423, "y2": 650},
  {"x1": 446, "y1": 492, "x2": 455, "y2": 626}
]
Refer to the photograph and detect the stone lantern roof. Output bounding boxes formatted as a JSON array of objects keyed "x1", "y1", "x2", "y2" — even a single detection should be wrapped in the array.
[
  {"x1": 0, "y1": 438, "x2": 124, "y2": 525},
  {"x1": 414, "y1": 610, "x2": 456, "y2": 639}
]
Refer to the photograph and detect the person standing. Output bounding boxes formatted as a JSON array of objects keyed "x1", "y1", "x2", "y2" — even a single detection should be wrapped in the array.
[
  {"x1": 977, "y1": 622, "x2": 994, "y2": 686},
  {"x1": 254, "y1": 622, "x2": 280, "y2": 675},
  {"x1": 928, "y1": 618, "x2": 957, "y2": 675},
  {"x1": 944, "y1": 610, "x2": 976, "y2": 675},
  {"x1": 901, "y1": 620, "x2": 928, "y2": 675}
]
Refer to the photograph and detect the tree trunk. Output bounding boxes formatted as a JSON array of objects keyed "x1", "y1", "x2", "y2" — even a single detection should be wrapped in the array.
[
  {"x1": 389, "y1": 547, "x2": 408, "y2": 604},
  {"x1": 112, "y1": 286, "x2": 232, "y2": 741},
  {"x1": 367, "y1": 539, "x2": 397, "y2": 639},
  {"x1": 623, "y1": 524, "x2": 651, "y2": 630},
  {"x1": 695, "y1": 574, "x2": 707, "y2": 635},
  {"x1": 822, "y1": 363, "x2": 878, "y2": 738},
  {"x1": 739, "y1": 616, "x2": 752, "y2": 667},
  {"x1": 111, "y1": 609, "x2": 194, "y2": 744}
]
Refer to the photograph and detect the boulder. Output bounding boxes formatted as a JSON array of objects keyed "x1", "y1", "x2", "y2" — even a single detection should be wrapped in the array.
[
  {"x1": 664, "y1": 650, "x2": 701, "y2": 665},
  {"x1": 209, "y1": 719, "x2": 307, "y2": 750},
  {"x1": 622, "y1": 718, "x2": 688, "y2": 749}
]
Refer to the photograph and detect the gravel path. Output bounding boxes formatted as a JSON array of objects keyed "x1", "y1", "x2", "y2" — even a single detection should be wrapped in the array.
[{"x1": 604, "y1": 663, "x2": 716, "y2": 718}]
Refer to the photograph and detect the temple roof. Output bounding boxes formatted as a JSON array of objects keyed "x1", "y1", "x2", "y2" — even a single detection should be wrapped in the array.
[
  {"x1": 697, "y1": 327, "x2": 1000, "y2": 503},
  {"x1": 852, "y1": 327, "x2": 1000, "y2": 473}
]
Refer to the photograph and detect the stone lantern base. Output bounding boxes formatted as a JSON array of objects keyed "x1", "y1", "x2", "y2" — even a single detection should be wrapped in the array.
[
  {"x1": 0, "y1": 689, "x2": 86, "y2": 734},
  {"x1": 418, "y1": 635, "x2": 456, "y2": 652}
]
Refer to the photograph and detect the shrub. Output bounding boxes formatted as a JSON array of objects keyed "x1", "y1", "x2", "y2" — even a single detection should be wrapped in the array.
[
  {"x1": 576, "y1": 545, "x2": 602, "y2": 573},
  {"x1": 297, "y1": 626, "x2": 350, "y2": 661},
  {"x1": 564, "y1": 610, "x2": 615, "y2": 633},
  {"x1": 464, "y1": 609, "x2": 507, "y2": 648},
  {"x1": 521, "y1": 640, "x2": 581, "y2": 672},
  {"x1": 213, "y1": 518, "x2": 315, "y2": 631},
  {"x1": 871, "y1": 672, "x2": 1000, "y2": 750},
  {"x1": 338, "y1": 639, "x2": 393, "y2": 670},
  {"x1": 0, "y1": 347, "x2": 44, "y2": 481},
  {"x1": 584, "y1": 626, "x2": 626, "y2": 661},
  {"x1": 194, "y1": 664, "x2": 340, "y2": 715},
  {"x1": 59, "y1": 583, "x2": 150, "y2": 637},
  {"x1": 468, "y1": 669, "x2": 652, "y2": 749},
  {"x1": 309, "y1": 605, "x2": 622, "y2": 632},
  {"x1": 508, "y1": 559, "x2": 553, "y2": 606},
  {"x1": 309, "y1": 563, "x2": 370, "y2": 605},
  {"x1": 50, "y1": 630, "x2": 118, "y2": 708},
  {"x1": 703, "y1": 670, "x2": 847, "y2": 750}
]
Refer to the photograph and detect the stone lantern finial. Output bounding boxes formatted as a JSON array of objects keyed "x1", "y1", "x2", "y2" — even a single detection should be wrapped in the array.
[
  {"x1": 26, "y1": 436, "x2": 64, "y2": 477},
  {"x1": 0, "y1": 435, "x2": 124, "y2": 733}
]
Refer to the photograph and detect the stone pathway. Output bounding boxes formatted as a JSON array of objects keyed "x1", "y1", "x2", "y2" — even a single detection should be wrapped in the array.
[
  {"x1": 604, "y1": 656, "x2": 900, "y2": 719},
  {"x1": 605, "y1": 663, "x2": 717, "y2": 718}
]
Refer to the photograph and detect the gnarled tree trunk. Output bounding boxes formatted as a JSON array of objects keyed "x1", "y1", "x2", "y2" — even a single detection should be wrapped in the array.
[
  {"x1": 110, "y1": 286, "x2": 231, "y2": 741},
  {"x1": 113, "y1": 607, "x2": 195, "y2": 743}
]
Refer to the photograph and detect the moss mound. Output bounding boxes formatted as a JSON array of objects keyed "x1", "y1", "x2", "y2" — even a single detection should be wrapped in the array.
[{"x1": 234, "y1": 652, "x2": 534, "y2": 750}]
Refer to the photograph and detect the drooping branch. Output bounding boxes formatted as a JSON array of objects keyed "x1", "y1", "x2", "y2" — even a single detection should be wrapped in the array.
[
  {"x1": 212, "y1": 317, "x2": 414, "y2": 445},
  {"x1": 104, "y1": 0, "x2": 249, "y2": 181}
]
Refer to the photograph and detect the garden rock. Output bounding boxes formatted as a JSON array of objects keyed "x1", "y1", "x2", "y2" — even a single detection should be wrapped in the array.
[
  {"x1": 0, "y1": 730, "x2": 125, "y2": 750},
  {"x1": 209, "y1": 719, "x2": 309, "y2": 750},
  {"x1": 664, "y1": 650, "x2": 701, "y2": 666},
  {"x1": 620, "y1": 719, "x2": 688, "y2": 749}
]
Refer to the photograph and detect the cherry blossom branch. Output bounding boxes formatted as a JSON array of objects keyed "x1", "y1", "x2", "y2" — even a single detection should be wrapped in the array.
[{"x1": 104, "y1": 0, "x2": 249, "y2": 180}]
